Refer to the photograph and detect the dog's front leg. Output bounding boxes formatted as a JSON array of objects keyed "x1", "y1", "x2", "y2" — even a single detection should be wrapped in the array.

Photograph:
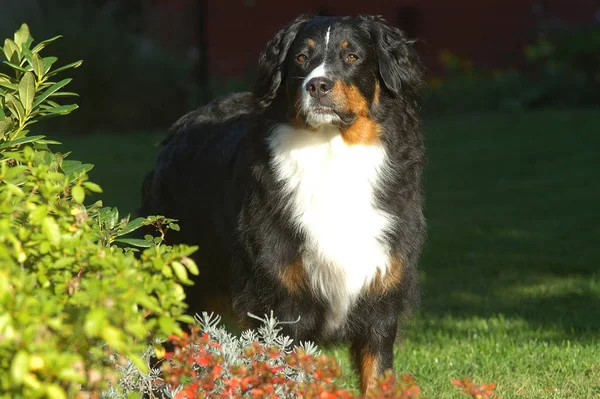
[{"x1": 350, "y1": 318, "x2": 398, "y2": 395}]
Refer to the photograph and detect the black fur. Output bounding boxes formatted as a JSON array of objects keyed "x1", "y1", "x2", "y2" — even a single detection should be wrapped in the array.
[{"x1": 139, "y1": 15, "x2": 425, "y2": 392}]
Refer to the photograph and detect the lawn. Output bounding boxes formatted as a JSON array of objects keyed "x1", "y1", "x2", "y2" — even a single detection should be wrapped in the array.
[{"x1": 52, "y1": 109, "x2": 600, "y2": 398}]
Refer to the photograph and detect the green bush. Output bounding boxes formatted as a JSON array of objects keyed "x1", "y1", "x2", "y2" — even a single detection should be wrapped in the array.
[
  {"x1": 425, "y1": 24, "x2": 600, "y2": 117},
  {"x1": 0, "y1": 1, "x2": 195, "y2": 132},
  {"x1": 423, "y1": 69, "x2": 536, "y2": 116},
  {"x1": 0, "y1": 24, "x2": 198, "y2": 398},
  {"x1": 526, "y1": 24, "x2": 600, "y2": 84},
  {"x1": 525, "y1": 24, "x2": 600, "y2": 106}
]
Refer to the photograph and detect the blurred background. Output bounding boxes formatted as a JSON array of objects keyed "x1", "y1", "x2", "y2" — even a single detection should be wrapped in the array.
[{"x1": 1, "y1": 0, "x2": 599, "y2": 132}]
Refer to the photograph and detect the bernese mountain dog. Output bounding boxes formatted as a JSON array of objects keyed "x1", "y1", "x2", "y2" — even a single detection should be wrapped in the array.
[{"x1": 140, "y1": 15, "x2": 426, "y2": 393}]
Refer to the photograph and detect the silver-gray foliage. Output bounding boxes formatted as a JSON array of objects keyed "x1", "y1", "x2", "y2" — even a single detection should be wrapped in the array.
[{"x1": 102, "y1": 311, "x2": 321, "y2": 399}]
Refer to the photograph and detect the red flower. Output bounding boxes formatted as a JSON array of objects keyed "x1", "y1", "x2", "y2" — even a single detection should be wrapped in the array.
[{"x1": 196, "y1": 356, "x2": 211, "y2": 367}]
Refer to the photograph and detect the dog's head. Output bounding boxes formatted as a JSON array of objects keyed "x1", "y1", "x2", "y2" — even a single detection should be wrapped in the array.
[{"x1": 255, "y1": 15, "x2": 422, "y2": 141}]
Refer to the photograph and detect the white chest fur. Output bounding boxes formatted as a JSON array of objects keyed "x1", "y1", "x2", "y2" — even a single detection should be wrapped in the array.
[{"x1": 268, "y1": 124, "x2": 394, "y2": 333}]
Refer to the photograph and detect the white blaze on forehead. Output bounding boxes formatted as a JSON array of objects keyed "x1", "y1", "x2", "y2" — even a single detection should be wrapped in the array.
[{"x1": 302, "y1": 26, "x2": 332, "y2": 89}]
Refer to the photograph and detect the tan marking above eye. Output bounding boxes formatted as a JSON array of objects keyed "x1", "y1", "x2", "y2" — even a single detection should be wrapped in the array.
[
  {"x1": 341, "y1": 41, "x2": 349, "y2": 49},
  {"x1": 307, "y1": 39, "x2": 315, "y2": 48}
]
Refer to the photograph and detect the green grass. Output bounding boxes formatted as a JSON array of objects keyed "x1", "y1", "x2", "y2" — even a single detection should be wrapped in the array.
[{"x1": 52, "y1": 109, "x2": 600, "y2": 398}]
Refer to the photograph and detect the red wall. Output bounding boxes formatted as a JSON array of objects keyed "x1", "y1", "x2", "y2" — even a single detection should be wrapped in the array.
[{"x1": 149, "y1": 0, "x2": 598, "y2": 79}]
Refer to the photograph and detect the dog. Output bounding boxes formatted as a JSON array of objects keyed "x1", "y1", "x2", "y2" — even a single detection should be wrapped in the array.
[{"x1": 140, "y1": 15, "x2": 426, "y2": 393}]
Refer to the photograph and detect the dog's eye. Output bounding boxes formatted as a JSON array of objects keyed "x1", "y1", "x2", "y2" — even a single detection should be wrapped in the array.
[
  {"x1": 345, "y1": 54, "x2": 359, "y2": 63},
  {"x1": 296, "y1": 54, "x2": 308, "y2": 63}
]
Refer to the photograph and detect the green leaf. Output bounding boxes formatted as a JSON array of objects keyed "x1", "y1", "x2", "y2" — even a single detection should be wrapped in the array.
[
  {"x1": 32, "y1": 53, "x2": 45, "y2": 78},
  {"x1": 118, "y1": 217, "x2": 145, "y2": 236},
  {"x1": 101, "y1": 325, "x2": 125, "y2": 351},
  {"x1": 10, "y1": 129, "x2": 27, "y2": 141},
  {"x1": 42, "y1": 104, "x2": 78, "y2": 115},
  {"x1": 11, "y1": 350, "x2": 29, "y2": 384},
  {"x1": 126, "y1": 321, "x2": 148, "y2": 339},
  {"x1": 83, "y1": 181, "x2": 102, "y2": 193},
  {"x1": 19, "y1": 71, "x2": 35, "y2": 113},
  {"x1": 0, "y1": 106, "x2": 4, "y2": 120},
  {"x1": 56, "y1": 364, "x2": 85, "y2": 383},
  {"x1": 182, "y1": 257, "x2": 199, "y2": 276},
  {"x1": 0, "y1": 81, "x2": 17, "y2": 91},
  {"x1": 61, "y1": 160, "x2": 94, "y2": 180},
  {"x1": 171, "y1": 261, "x2": 193, "y2": 284},
  {"x1": 161, "y1": 265, "x2": 173, "y2": 278},
  {"x1": 136, "y1": 295, "x2": 161, "y2": 313},
  {"x1": 48, "y1": 91, "x2": 78, "y2": 98},
  {"x1": 0, "y1": 74, "x2": 18, "y2": 90},
  {"x1": 5, "y1": 93, "x2": 25, "y2": 121},
  {"x1": 84, "y1": 309, "x2": 106, "y2": 337},
  {"x1": 114, "y1": 238, "x2": 152, "y2": 248},
  {"x1": 0, "y1": 135, "x2": 46, "y2": 150},
  {"x1": 3, "y1": 39, "x2": 20, "y2": 63},
  {"x1": 14, "y1": 24, "x2": 32, "y2": 50},
  {"x1": 42, "y1": 56, "x2": 58, "y2": 74},
  {"x1": 71, "y1": 185, "x2": 85, "y2": 204},
  {"x1": 29, "y1": 204, "x2": 49, "y2": 224},
  {"x1": 3, "y1": 60, "x2": 30, "y2": 73},
  {"x1": 158, "y1": 316, "x2": 178, "y2": 336},
  {"x1": 31, "y1": 35, "x2": 63, "y2": 54},
  {"x1": 5, "y1": 182, "x2": 24, "y2": 196},
  {"x1": 177, "y1": 314, "x2": 196, "y2": 324},
  {"x1": 32, "y1": 78, "x2": 71, "y2": 109},
  {"x1": 46, "y1": 60, "x2": 83, "y2": 78},
  {"x1": 106, "y1": 208, "x2": 119, "y2": 229},
  {"x1": 97, "y1": 207, "x2": 119, "y2": 226},
  {"x1": 21, "y1": 47, "x2": 34, "y2": 69},
  {"x1": 46, "y1": 384, "x2": 67, "y2": 399},
  {"x1": 42, "y1": 217, "x2": 61, "y2": 246},
  {"x1": 36, "y1": 139, "x2": 62, "y2": 145},
  {"x1": 127, "y1": 354, "x2": 148, "y2": 374},
  {"x1": 0, "y1": 118, "x2": 13, "y2": 136}
]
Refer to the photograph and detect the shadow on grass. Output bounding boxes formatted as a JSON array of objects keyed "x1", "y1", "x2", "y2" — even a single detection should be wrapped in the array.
[{"x1": 418, "y1": 109, "x2": 600, "y2": 339}]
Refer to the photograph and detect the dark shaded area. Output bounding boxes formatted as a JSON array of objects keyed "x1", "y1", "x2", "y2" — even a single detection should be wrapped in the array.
[
  {"x1": 195, "y1": 0, "x2": 211, "y2": 105},
  {"x1": 396, "y1": 5, "x2": 421, "y2": 41},
  {"x1": 418, "y1": 110, "x2": 600, "y2": 339},
  {"x1": 0, "y1": 1, "x2": 195, "y2": 132}
]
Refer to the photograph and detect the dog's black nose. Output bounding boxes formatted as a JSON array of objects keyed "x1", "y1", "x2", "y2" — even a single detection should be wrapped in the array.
[{"x1": 306, "y1": 77, "x2": 333, "y2": 99}]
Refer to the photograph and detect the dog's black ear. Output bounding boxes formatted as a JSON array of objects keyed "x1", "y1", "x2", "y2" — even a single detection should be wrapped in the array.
[
  {"x1": 254, "y1": 16, "x2": 309, "y2": 109},
  {"x1": 365, "y1": 15, "x2": 422, "y2": 100}
]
